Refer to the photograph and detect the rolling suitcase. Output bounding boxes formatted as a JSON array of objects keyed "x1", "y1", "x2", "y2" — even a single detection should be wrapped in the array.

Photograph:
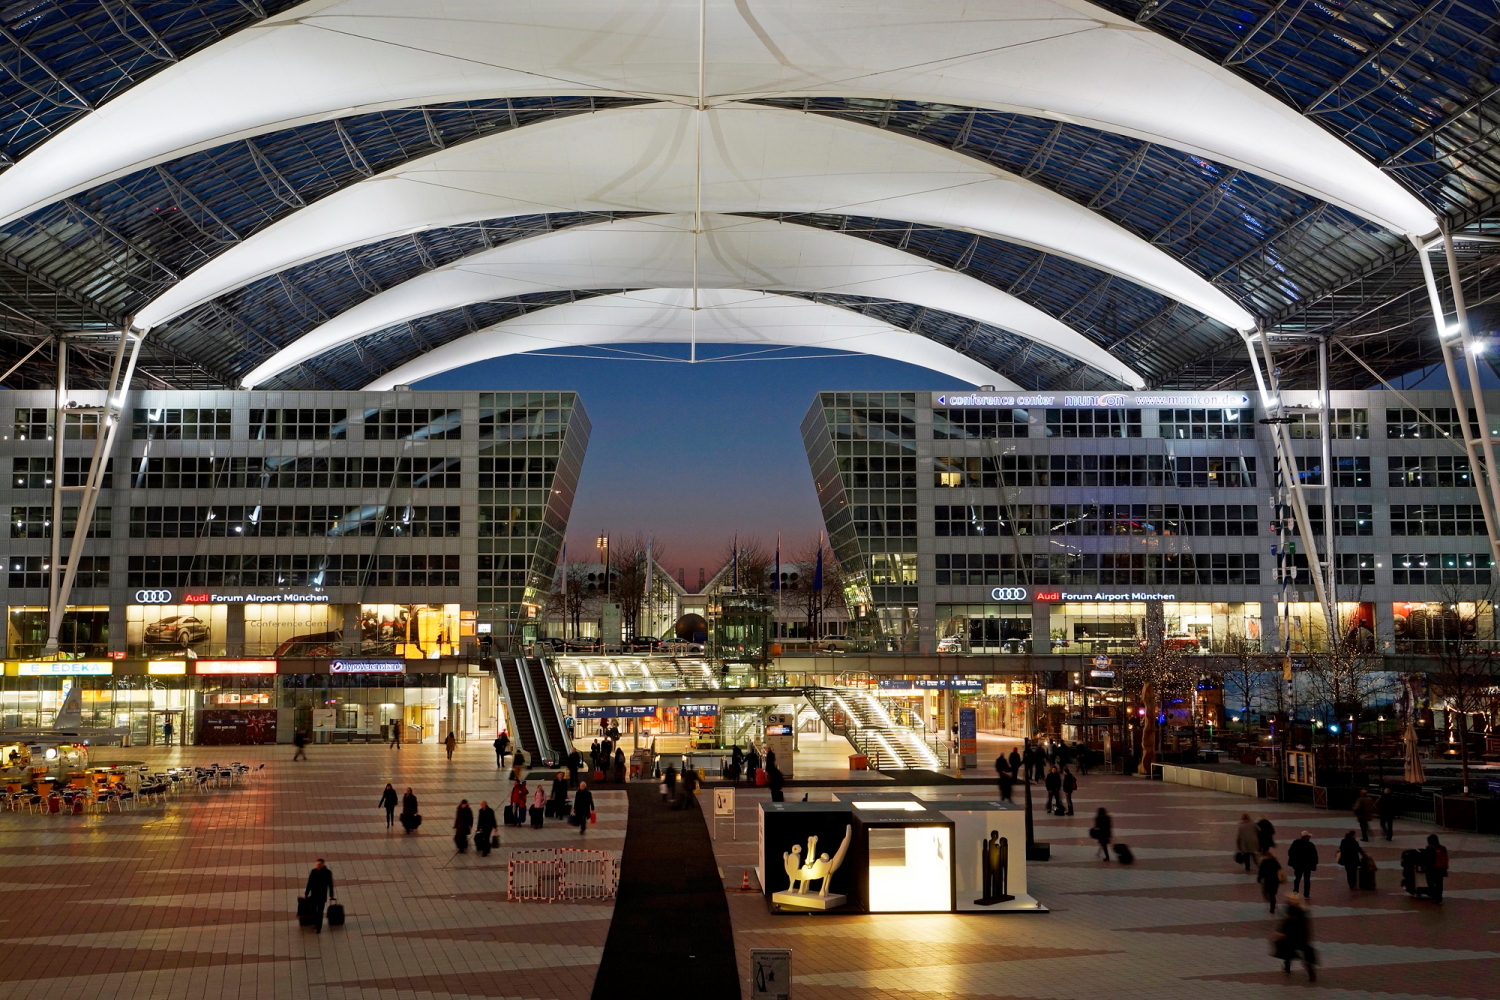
[
  {"x1": 325, "y1": 902, "x2": 345, "y2": 927},
  {"x1": 454, "y1": 832, "x2": 469, "y2": 852},
  {"x1": 400, "y1": 812, "x2": 421, "y2": 832},
  {"x1": 1113, "y1": 843, "x2": 1135, "y2": 865},
  {"x1": 297, "y1": 896, "x2": 316, "y2": 926},
  {"x1": 530, "y1": 806, "x2": 544, "y2": 829},
  {"x1": 1359, "y1": 858, "x2": 1377, "y2": 890},
  {"x1": 503, "y1": 805, "x2": 516, "y2": 826}
]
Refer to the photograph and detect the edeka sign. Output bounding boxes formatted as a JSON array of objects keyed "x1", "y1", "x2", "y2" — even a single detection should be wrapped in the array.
[
  {"x1": 935, "y1": 392, "x2": 1249, "y2": 409},
  {"x1": 329, "y1": 659, "x2": 405, "y2": 674},
  {"x1": 1032, "y1": 591, "x2": 1176, "y2": 602}
]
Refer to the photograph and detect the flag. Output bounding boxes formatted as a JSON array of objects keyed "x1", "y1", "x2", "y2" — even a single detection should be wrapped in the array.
[
  {"x1": 813, "y1": 535, "x2": 824, "y2": 592},
  {"x1": 732, "y1": 534, "x2": 739, "y2": 591},
  {"x1": 773, "y1": 534, "x2": 780, "y2": 592}
]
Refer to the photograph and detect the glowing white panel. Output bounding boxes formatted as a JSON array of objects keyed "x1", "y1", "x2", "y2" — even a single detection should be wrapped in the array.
[
  {"x1": 361, "y1": 288, "x2": 1018, "y2": 390},
  {"x1": 137, "y1": 104, "x2": 1254, "y2": 332},
  {"x1": 0, "y1": 0, "x2": 1431, "y2": 234},
  {"x1": 244, "y1": 213, "x2": 1143, "y2": 388},
  {"x1": 868, "y1": 826, "x2": 954, "y2": 912}
]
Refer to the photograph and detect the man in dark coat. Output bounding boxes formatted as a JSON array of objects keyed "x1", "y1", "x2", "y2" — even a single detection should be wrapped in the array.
[
  {"x1": 493, "y1": 731, "x2": 510, "y2": 767},
  {"x1": 304, "y1": 859, "x2": 335, "y2": 933},
  {"x1": 1008, "y1": 748, "x2": 1022, "y2": 781},
  {"x1": 1256, "y1": 817, "x2": 1276, "y2": 853},
  {"x1": 995, "y1": 753, "x2": 1014, "y2": 803},
  {"x1": 1044, "y1": 766, "x2": 1063, "y2": 814},
  {"x1": 1377, "y1": 788, "x2": 1399, "y2": 841},
  {"x1": 475, "y1": 800, "x2": 498, "y2": 856},
  {"x1": 767, "y1": 763, "x2": 785, "y2": 803},
  {"x1": 1287, "y1": 831, "x2": 1319, "y2": 899},
  {"x1": 378, "y1": 783, "x2": 398, "y2": 828},
  {"x1": 573, "y1": 780, "x2": 595, "y2": 836},
  {"x1": 453, "y1": 799, "x2": 474, "y2": 852},
  {"x1": 400, "y1": 787, "x2": 419, "y2": 833}
]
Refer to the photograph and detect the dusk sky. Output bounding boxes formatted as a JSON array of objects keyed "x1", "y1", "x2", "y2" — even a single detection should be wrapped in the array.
[{"x1": 415, "y1": 347, "x2": 977, "y2": 580}]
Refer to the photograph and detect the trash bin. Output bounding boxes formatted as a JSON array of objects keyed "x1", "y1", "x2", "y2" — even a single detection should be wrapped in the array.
[{"x1": 849, "y1": 754, "x2": 869, "y2": 771}]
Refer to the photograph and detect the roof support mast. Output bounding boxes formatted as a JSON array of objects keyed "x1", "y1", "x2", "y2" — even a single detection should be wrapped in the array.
[{"x1": 44, "y1": 325, "x2": 144, "y2": 655}]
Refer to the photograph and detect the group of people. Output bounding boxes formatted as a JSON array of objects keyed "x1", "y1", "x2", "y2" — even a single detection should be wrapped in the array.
[
  {"x1": 994, "y1": 741, "x2": 1079, "y2": 813},
  {"x1": 727, "y1": 744, "x2": 784, "y2": 799},
  {"x1": 1232, "y1": 800, "x2": 1452, "y2": 982}
]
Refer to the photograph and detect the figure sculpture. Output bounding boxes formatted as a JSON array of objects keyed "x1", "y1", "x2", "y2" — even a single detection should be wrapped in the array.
[
  {"x1": 975, "y1": 831, "x2": 1014, "y2": 904},
  {"x1": 773, "y1": 825, "x2": 851, "y2": 909}
]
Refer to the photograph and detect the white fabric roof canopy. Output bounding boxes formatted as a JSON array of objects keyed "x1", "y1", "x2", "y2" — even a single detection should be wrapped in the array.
[
  {"x1": 362, "y1": 288, "x2": 1020, "y2": 390},
  {"x1": 0, "y1": 0, "x2": 1434, "y2": 235},
  {"x1": 136, "y1": 104, "x2": 1256, "y2": 333},
  {"x1": 243, "y1": 213, "x2": 1145, "y2": 388}
]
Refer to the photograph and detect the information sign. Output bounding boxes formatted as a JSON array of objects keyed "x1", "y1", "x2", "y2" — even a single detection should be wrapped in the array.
[
  {"x1": 750, "y1": 948, "x2": 791, "y2": 1000},
  {"x1": 714, "y1": 787, "x2": 735, "y2": 817},
  {"x1": 958, "y1": 707, "x2": 977, "y2": 768}
]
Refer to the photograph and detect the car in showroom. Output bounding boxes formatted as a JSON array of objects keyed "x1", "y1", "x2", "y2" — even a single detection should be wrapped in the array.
[
  {"x1": 936, "y1": 633, "x2": 964, "y2": 653},
  {"x1": 144, "y1": 615, "x2": 209, "y2": 646}
]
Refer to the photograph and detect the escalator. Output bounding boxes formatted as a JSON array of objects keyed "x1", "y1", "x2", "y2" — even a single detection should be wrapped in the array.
[
  {"x1": 525, "y1": 656, "x2": 570, "y2": 759},
  {"x1": 498, "y1": 657, "x2": 542, "y2": 764}
]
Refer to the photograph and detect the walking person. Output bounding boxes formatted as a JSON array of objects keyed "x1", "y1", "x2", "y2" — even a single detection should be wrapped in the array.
[
  {"x1": 292, "y1": 729, "x2": 308, "y2": 761},
  {"x1": 1419, "y1": 833, "x2": 1448, "y2": 901},
  {"x1": 1007, "y1": 747, "x2": 1021, "y2": 781},
  {"x1": 1353, "y1": 789, "x2": 1376, "y2": 842},
  {"x1": 493, "y1": 731, "x2": 509, "y2": 768},
  {"x1": 378, "y1": 783, "x2": 398, "y2": 828},
  {"x1": 303, "y1": 859, "x2": 335, "y2": 934},
  {"x1": 663, "y1": 765, "x2": 678, "y2": 804},
  {"x1": 1287, "y1": 831, "x2": 1319, "y2": 899},
  {"x1": 613, "y1": 748, "x2": 626, "y2": 783},
  {"x1": 1091, "y1": 807, "x2": 1113, "y2": 861},
  {"x1": 400, "y1": 787, "x2": 419, "y2": 833},
  {"x1": 510, "y1": 748, "x2": 528, "y2": 784},
  {"x1": 389, "y1": 717, "x2": 402, "y2": 750},
  {"x1": 768, "y1": 761, "x2": 785, "y2": 803},
  {"x1": 1061, "y1": 766, "x2": 1077, "y2": 815},
  {"x1": 1235, "y1": 814, "x2": 1260, "y2": 872},
  {"x1": 1256, "y1": 816, "x2": 1276, "y2": 853},
  {"x1": 1257, "y1": 849, "x2": 1285, "y2": 913},
  {"x1": 475, "y1": 800, "x2": 497, "y2": 856},
  {"x1": 1044, "y1": 766, "x2": 1063, "y2": 815},
  {"x1": 1377, "y1": 788, "x2": 1399, "y2": 841},
  {"x1": 1337, "y1": 830, "x2": 1364, "y2": 889},
  {"x1": 509, "y1": 778, "x2": 528, "y2": 826},
  {"x1": 531, "y1": 783, "x2": 547, "y2": 828},
  {"x1": 572, "y1": 780, "x2": 594, "y2": 837},
  {"x1": 453, "y1": 799, "x2": 474, "y2": 853},
  {"x1": 444, "y1": 730, "x2": 457, "y2": 761},
  {"x1": 1272, "y1": 894, "x2": 1317, "y2": 980}
]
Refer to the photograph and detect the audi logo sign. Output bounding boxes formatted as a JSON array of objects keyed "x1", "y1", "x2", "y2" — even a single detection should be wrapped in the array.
[
  {"x1": 990, "y1": 587, "x2": 1028, "y2": 602},
  {"x1": 135, "y1": 589, "x2": 175, "y2": 604}
]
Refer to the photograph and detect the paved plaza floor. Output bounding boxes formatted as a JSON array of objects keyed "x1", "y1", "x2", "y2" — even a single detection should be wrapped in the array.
[{"x1": 1, "y1": 744, "x2": 1496, "y2": 999}]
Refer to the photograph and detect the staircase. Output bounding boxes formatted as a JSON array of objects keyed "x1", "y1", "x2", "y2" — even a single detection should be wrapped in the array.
[{"x1": 804, "y1": 687, "x2": 946, "y2": 770}]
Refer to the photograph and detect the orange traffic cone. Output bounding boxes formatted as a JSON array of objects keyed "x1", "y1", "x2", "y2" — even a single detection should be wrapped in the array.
[{"x1": 740, "y1": 869, "x2": 752, "y2": 891}]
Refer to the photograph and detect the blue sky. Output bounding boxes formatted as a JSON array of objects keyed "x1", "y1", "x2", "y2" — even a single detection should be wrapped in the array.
[{"x1": 415, "y1": 347, "x2": 975, "y2": 578}]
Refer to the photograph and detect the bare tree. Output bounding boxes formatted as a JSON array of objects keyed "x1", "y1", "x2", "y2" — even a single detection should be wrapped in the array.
[
  {"x1": 609, "y1": 533, "x2": 650, "y2": 639},
  {"x1": 788, "y1": 537, "x2": 844, "y2": 637},
  {"x1": 1426, "y1": 581, "x2": 1500, "y2": 795},
  {"x1": 1216, "y1": 630, "x2": 1270, "y2": 737},
  {"x1": 718, "y1": 536, "x2": 772, "y2": 593},
  {"x1": 1123, "y1": 642, "x2": 1196, "y2": 772},
  {"x1": 1304, "y1": 610, "x2": 1391, "y2": 752},
  {"x1": 544, "y1": 565, "x2": 594, "y2": 638}
]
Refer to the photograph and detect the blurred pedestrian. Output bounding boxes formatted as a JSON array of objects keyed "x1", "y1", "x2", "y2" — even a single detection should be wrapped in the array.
[
  {"x1": 1091, "y1": 807, "x2": 1112, "y2": 861},
  {"x1": 292, "y1": 729, "x2": 308, "y2": 761},
  {"x1": 1352, "y1": 789, "x2": 1376, "y2": 842},
  {"x1": 1257, "y1": 849, "x2": 1285, "y2": 913},
  {"x1": 1337, "y1": 830, "x2": 1364, "y2": 889},
  {"x1": 303, "y1": 858, "x2": 334, "y2": 933},
  {"x1": 768, "y1": 762, "x2": 784, "y2": 803},
  {"x1": 1272, "y1": 893, "x2": 1316, "y2": 980},
  {"x1": 453, "y1": 799, "x2": 473, "y2": 853},
  {"x1": 1256, "y1": 816, "x2": 1276, "y2": 853},
  {"x1": 400, "y1": 787, "x2": 419, "y2": 833},
  {"x1": 444, "y1": 731, "x2": 457, "y2": 761},
  {"x1": 1419, "y1": 833, "x2": 1448, "y2": 902},
  {"x1": 1378, "y1": 788, "x2": 1399, "y2": 841},
  {"x1": 476, "y1": 800, "x2": 497, "y2": 856},
  {"x1": 493, "y1": 731, "x2": 509, "y2": 767},
  {"x1": 1287, "y1": 831, "x2": 1319, "y2": 899}
]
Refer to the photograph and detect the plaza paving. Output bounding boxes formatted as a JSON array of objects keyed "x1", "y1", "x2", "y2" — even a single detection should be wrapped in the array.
[{"x1": 0, "y1": 743, "x2": 1496, "y2": 1000}]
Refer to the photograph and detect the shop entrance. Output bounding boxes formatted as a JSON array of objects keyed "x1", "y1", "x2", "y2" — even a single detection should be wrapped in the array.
[{"x1": 149, "y1": 710, "x2": 185, "y2": 746}]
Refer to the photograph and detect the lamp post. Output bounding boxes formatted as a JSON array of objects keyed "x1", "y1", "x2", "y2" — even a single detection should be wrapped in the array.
[{"x1": 596, "y1": 533, "x2": 610, "y2": 597}]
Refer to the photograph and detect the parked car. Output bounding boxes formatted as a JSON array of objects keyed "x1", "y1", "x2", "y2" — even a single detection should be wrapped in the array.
[
  {"x1": 561, "y1": 636, "x2": 600, "y2": 652},
  {"x1": 627, "y1": 635, "x2": 660, "y2": 651},
  {"x1": 144, "y1": 615, "x2": 209, "y2": 646},
  {"x1": 820, "y1": 634, "x2": 850, "y2": 651},
  {"x1": 660, "y1": 637, "x2": 705, "y2": 653},
  {"x1": 1159, "y1": 633, "x2": 1205, "y2": 652},
  {"x1": 275, "y1": 630, "x2": 344, "y2": 657},
  {"x1": 936, "y1": 633, "x2": 964, "y2": 653}
]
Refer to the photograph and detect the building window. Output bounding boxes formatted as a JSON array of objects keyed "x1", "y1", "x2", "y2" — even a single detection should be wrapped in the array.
[
  {"x1": 13, "y1": 408, "x2": 50, "y2": 440},
  {"x1": 385, "y1": 505, "x2": 461, "y2": 537},
  {"x1": 1336, "y1": 554, "x2": 1375, "y2": 586},
  {"x1": 132, "y1": 407, "x2": 231, "y2": 440},
  {"x1": 1386, "y1": 407, "x2": 1474, "y2": 439},
  {"x1": 12, "y1": 457, "x2": 111, "y2": 489},
  {"x1": 1284, "y1": 408, "x2": 1368, "y2": 439},
  {"x1": 364, "y1": 407, "x2": 463, "y2": 440},
  {"x1": 479, "y1": 456, "x2": 556, "y2": 489},
  {"x1": 1158, "y1": 408, "x2": 1254, "y2": 439},
  {"x1": 1045, "y1": 408, "x2": 1141, "y2": 438},
  {"x1": 477, "y1": 402, "x2": 570, "y2": 441},
  {"x1": 933, "y1": 456, "x2": 997, "y2": 488},
  {"x1": 1094, "y1": 552, "x2": 1260, "y2": 586},
  {"x1": 1392, "y1": 553, "x2": 1493, "y2": 585},
  {"x1": 1168, "y1": 455, "x2": 1257, "y2": 487},
  {"x1": 128, "y1": 505, "x2": 385, "y2": 538},
  {"x1": 1333, "y1": 456, "x2": 1371, "y2": 487},
  {"x1": 932, "y1": 408, "x2": 1028, "y2": 439},
  {"x1": 1274, "y1": 456, "x2": 1323, "y2": 485},
  {"x1": 868, "y1": 553, "x2": 917, "y2": 585},
  {"x1": 1390, "y1": 504, "x2": 1488, "y2": 536},
  {"x1": 852, "y1": 504, "x2": 917, "y2": 537},
  {"x1": 478, "y1": 554, "x2": 531, "y2": 591},
  {"x1": 992, "y1": 454, "x2": 1166, "y2": 487},
  {"x1": 1333, "y1": 504, "x2": 1374, "y2": 536},
  {"x1": 936, "y1": 553, "x2": 1001, "y2": 586},
  {"x1": 129, "y1": 457, "x2": 226, "y2": 490},
  {"x1": 370, "y1": 554, "x2": 460, "y2": 587},
  {"x1": 479, "y1": 505, "x2": 544, "y2": 538},
  {"x1": 127, "y1": 554, "x2": 374, "y2": 588},
  {"x1": 1388, "y1": 455, "x2": 1473, "y2": 487},
  {"x1": 10, "y1": 506, "x2": 110, "y2": 538},
  {"x1": 249, "y1": 408, "x2": 348, "y2": 440},
  {"x1": 1032, "y1": 503, "x2": 1257, "y2": 537},
  {"x1": 8, "y1": 556, "x2": 108, "y2": 589},
  {"x1": 839, "y1": 455, "x2": 915, "y2": 488}
]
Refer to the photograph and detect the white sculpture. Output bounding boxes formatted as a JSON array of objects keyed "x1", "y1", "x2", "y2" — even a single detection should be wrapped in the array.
[{"x1": 773, "y1": 825, "x2": 851, "y2": 910}]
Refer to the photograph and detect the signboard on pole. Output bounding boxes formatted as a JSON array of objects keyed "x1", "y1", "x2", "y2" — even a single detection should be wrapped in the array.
[
  {"x1": 750, "y1": 948, "x2": 791, "y2": 1000},
  {"x1": 958, "y1": 707, "x2": 977, "y2": 768},
  {"x1": 714, "y1": 787, "x2": 735, "y2": 817}
]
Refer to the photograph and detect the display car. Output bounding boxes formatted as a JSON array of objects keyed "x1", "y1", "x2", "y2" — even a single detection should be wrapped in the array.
[{"x1": 143, "y1": 616, "x2": 209, "y2": 646}]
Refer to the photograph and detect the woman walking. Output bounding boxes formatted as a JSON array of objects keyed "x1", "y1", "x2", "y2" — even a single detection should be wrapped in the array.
[
  {"x1": 475, "y1": 800, "x2": 497, "y2": 856},
  {"x1": 400, "y1": 787, "x2": 420, "y2": 834},
  {"x1": 1257, "y1": 849, "x2": 1285, "y2": 914},
  {"x1": 531, "y1": 783, "x2": 547, "y2": 828},
  {"x1": 1337, "y1": 830, "x2": 1364, "y2": 889},
  {"x1": 453, "y1": 798, "x2": 474, "y2": 853},
  {"x1": 1091, "y1": 807, "x2": 1113, "y2": 861},
  {"x1": 1272, "y1": 894, "x2": 1316, "y2": 980},
  {"x1": 378, "y1": 783, "x2": 398, "y2": 828}
]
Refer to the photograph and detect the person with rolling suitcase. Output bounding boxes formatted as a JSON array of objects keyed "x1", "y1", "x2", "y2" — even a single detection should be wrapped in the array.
[
  {"x1": 1112, "y1": 844, "x2": 1134, "y2": 865},
  {"x1": 453, "y1": 799, "x2": 473, "y2": 853},
  {"x1": 1337, "y1": 830, "x2": 1364, "y2": 889},
  {"x1": 475, "y1": 800, "x2": 497, "y2": 857},
  {"x1": 1359, "y1": 853, "x2": 1378, "y2": 891},
  {"x1": 509, "y1": 780, "x2": 528, "y2": 826},
  {"x1": 530, "y1": 783, "x2": 546, "y2": 828},
  {"x1": 400, "y1": 787, "x2": 421, "y2": 834},
  {"x1": 1090, "y1": 807, "x2": 1113, "y2": 861},
  {"x1": 303, "y1": 859, "x2": 334, "y2": 933}
]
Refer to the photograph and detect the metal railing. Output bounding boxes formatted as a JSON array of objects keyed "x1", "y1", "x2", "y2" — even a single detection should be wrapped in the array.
[{"x1": 507, "y1": 848, "x2": 619, "y2": 902}]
